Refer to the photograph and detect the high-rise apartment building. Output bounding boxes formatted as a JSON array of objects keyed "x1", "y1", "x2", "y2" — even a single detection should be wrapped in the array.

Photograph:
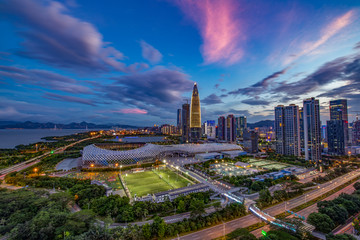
[
  {"x1": 161, "y1": 124, "x2": 176, "y2": 135},
  {"x1": 275, "y1": 105, "x2": 285, "y2": 154},
  {"x1": 203, "y1": 120, "x2": 216, "y2": 139},
  {"x1": 353, "y1": 116, "x2": 360, "y2": 146},
  {"x1": 177, "y1": 109, "x2": 182, "y2": 134},
  {"x1": 327, "y1": 99, "x2": 348, "y2": 155},
  {"x1": 225, "y1": 114, "x2": 236, "y2": 142},
  {"x1": 303, "y1": 98, "x2": 321, "y2": 164},
  {"x1": 181, "y1": 103, "x2": 190, "y2": 143},
  {"x1": 235, "y1": 116, "x2": 247, "y2": 138},
  {"x1": 218, "y1": 116, "x2": 225, "y2": 141},
  {"x1": 190, "y1": 83, "x2": 201, "y2": 142},
  {"x1": 284, "y1": 105, "x2": 301, "y2": 156},
  {"x1": 275, "y1": 104, "x2": 301, "y2": 156},
  {"x1": 299, "y1": 107, "x2": 304, "y2": 150}
]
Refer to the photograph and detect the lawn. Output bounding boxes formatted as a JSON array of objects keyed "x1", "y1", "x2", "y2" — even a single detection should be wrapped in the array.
[
  {"x1": 153, "y1": 168, "x2": 191, "y2": 189},
  {"x1": 262, "y1": 163, "x2": 289, "y2": 170},
  {"x1": 123, "y1": 171, "x2": 172, "y2": 197},
  {"x1": 66, "y1": 171, "x2": 123, "y2": 190},
  {"x1": 123, "y1": 169, "x2": 192, "y2": 197}
]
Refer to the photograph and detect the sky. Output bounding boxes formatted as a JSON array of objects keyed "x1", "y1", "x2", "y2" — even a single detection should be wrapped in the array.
[{"x1": 0, "y1": 0, "x2": 359, "y2": 126}]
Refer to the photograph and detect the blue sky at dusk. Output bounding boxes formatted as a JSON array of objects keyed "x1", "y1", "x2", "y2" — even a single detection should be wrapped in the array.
[{"x1": 0, "y1": 0, "x2": 359, "y2": 126}]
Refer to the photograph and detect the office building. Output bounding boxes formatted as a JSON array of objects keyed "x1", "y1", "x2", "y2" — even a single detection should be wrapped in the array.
[
  {"x1": 235, "y1": 116, "x2": 247, "y2": 138},
  {"x1": 299, "y1": 107, "x2": 304, "y2": 150},
  {"x1": 303, "y1": 98, "x2": 321, "y2": 164},
  {"x1": 181, "y1": 103, "x2": 190, "y2": 143},
  {"x1": 218, "y1": 116, "x2": 225, "y2": 141},
  {"x1": 177, "y1": 109, "x2": 182, "y2": 134},
  {"x1": 275, "y1": 104, "x2": 301, "y2": 156},
  {"x1": 327, "y1": 120, "x2": 346, "y2": 155},
  {"x1": 353, "y1": 116, "x2": 360, "y2": 146},
  {"x1": 327, "y1": 99, "x2": 348, "y2": 155},
  {"x1": 226, "y1": 114, "x2": 236, "y2": 142},
  {"x1": 190, "y1": 83, "x2": 201, "y2": 142},
  {"x1": 243, "y1": 129, "x2": 259, "y2": 153},
  {"x1": 275, "y1": 105, "x2": 285, "y2": 154}
]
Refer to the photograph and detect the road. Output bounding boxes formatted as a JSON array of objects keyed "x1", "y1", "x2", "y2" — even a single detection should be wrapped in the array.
[
  {"x1": 174, "y1": 170, "x2": 360, "y2": 240},
  {"x1": 251, "y1": 177, "x2": 359, "y2": 238},
  {"x1": 0, "y1": 135, "x2": 100, "y2": 180},
  {"x1": 110, "y1": 206, "x2": 219, "y2": 228}
]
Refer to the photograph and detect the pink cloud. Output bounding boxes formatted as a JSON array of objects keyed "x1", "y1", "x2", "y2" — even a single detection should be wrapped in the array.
[
  {"x1": 283, "y1": 10, "x2": 356, "y2": 65},
  {"x1": 114, "y1": 108, "x2": 148, "y2": 114},
  {"x1": 176, "y1": 0, "x2": 244, "y2": 65}
]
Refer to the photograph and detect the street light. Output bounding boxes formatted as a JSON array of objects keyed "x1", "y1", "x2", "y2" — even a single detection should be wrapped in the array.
[
  {"x1": 34, "y1": 168, "x2": 38, "y2": 175},
  {"x1": 176, "y1": 166, "x2": 179, "y2": 181},
  {"x1": 304, "y1": 194, "x2": 309, "y2": 204},
  {"x1": 90, "y1": 164, "x2": 94, "y2": 168},
  {"x1": 285, "y1": 201, "x2": 289, "y2": 212},
  {"x1": 120, "y1": 165, "x2": 123, "y2": 175}
]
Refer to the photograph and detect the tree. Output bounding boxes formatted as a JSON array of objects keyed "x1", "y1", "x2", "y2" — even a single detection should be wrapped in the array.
[
  {"x1": 189, "y1": 199, "x2": 206, "y2": 218},
  {"x1": 258, "y1": 189, "x2": 273, "y2": 207},
  {"x1": 307, "y1": 212, "x2": 335, "y2": 233},
  {"x1": 152, "y1": 216, "x2": 166, "y2": 239},
  {"x1": 326, "y1": 233, "x2": 356, "y2": 240},
  {"x1": 213, "y1": 201, "x2": 222, "y2": 211},
  {"x1": 354, "y1": 182, "x2": 360, "y2": 190},
  {"x1": 177, "y1": 200, "x2": 186, "y2": 213},
  {"x1": 273, "y1": 190, "x2": 288, "y2": 202},
  {"x1": 250, "y1": 181, "x2": 264, "y2": 191},
  {"x1": 142, "y1": 223, "x2": 152, "y2": 240},
  {"x1": 227, "y1": 228, "x2": 256, "y2": 240}
]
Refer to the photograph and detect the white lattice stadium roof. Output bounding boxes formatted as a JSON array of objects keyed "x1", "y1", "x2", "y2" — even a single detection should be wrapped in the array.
[{"x1": 82, "y1": 143, "x2": 242, "y2": 166}]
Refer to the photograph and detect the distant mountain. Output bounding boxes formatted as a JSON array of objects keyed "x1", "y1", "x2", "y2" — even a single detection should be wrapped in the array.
[
  {"x1": 247, "y1": 120, "x2": 274, "y2": 128},
  {"x1": 0, "y1": 121, "x2": 139, "y2": 129},
  {"x1": 0, "y1": 121, "x2": 21, "y2": 126}
]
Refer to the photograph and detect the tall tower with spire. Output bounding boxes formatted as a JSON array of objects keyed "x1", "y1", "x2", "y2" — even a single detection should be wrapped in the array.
[{"x1": 190, "y1": 83, "x2": 201, "y2": 142}]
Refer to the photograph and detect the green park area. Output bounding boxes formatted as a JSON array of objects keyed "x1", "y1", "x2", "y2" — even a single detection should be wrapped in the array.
[
  {"x1": 123, "y1": 169, "x2": 191, "y2": 197},
  {"x1": 248, "y1": 159, "x2": 290, "y2": 170},
  {"x1": 66, "y1": 171, "x2": 123, "y2": 190},
  {"x1": 153, "y1": 168, "x2": 191, "y2": 189}
]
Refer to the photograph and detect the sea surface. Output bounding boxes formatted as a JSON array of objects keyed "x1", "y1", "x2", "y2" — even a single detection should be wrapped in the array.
[{"x1": 0, "y1": 129, "x2": 96, "y2": 149}]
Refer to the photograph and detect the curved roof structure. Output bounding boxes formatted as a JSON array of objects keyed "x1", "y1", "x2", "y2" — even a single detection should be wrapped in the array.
[{"x1": 82, "y1": 143, "x2": 242, "y2": 166}]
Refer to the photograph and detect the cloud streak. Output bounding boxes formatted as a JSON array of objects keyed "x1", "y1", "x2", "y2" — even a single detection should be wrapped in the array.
[
  {"x1": 44, "y1": 92, "x2": 96, "y2": 106},
  {"x1": 0, "y1": 65, "x2": 91, "y2": 94},
  {"x1": 113, "y1": 108, "x2": 148, "y2": 114},
  {"x1": 176, "y1": 0, "x2": 244, "y2": 65},
  {"x1": 202, "y1": 93, "x2": 223, "y2": 105},
  {"x1": 0, "y1": 0, "x2": 135, "y2": 72},
  {"x1": 229, "y1": 67, "x2": 288, "y2": 96},
  {"x1": 140, "y1": 40, "x2": 162, "y2": 64},
  {"x1": 103, "y1": 68, "x2": 193, "y2": 115},
  {"x1": 284, "y1": 10, "x2": 356, "y2": 64}
]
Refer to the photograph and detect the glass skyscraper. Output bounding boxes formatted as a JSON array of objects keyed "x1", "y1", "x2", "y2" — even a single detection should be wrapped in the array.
[
  {"x1": 327, "y1": 99, "x2": 348, "y2": 155},
  {"x1": 303, "y1": 98, "x2": 321, "y2": 164}
]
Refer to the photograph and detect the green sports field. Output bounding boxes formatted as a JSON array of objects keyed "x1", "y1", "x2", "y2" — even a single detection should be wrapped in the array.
[
  {"x1": 153, "y1": 168, "x2": 191, "y2": 189},
  {"x1": 123, "y1": 169, "x2": 191, "y2": 197},
  {"x1": 66, "y1": 171, "x2": 123, "y2": 190}
]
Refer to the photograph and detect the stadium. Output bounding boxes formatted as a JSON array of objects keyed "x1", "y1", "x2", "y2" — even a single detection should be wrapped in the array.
[{"x1": 82, "y1": 143, "x2": 242, "y2": 167}]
